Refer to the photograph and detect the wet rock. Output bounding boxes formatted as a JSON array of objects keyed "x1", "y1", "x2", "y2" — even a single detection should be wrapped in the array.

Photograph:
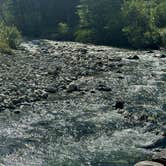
[
  {"x1": 0, "y1": 163, "x2": 5, "y2": 166},
  {"x1": 147, "y1": 50, "x2": 155, "y2": 53},
  {"x1": 118, "y1": 76, "x2": 124, "y2": 79},
  {"x1": 109, "y1": 57, "x2": 122, "y2": 62},
  {"x1": 152, "y1": 150, "x2": 166, "y2": 166},
  {"x1": 114, "y1": 101, "x2": 125, "y2": 109},
  {"x1": 96, "y1": 84, "x2": 112, "y2": 92},
  {"x1": 12, "y1": 98, "x2": 24, "y2": 105},
  {"x1": 160, "y1": 54, "x2": 166, "y2": 58},
  {"x1": 134, "y1": 161, "x2": 164, "y2": 166},
  {"x1": 47, "y1": 66, "x2": 61, "y2": 76},
  {"x1": 140, "y1": 135, "x2": 166, "y2": 149},
  {"x1": 45, "y1": 85, "x2": 57, "y2": 93},
  {"x1": 127, "y1": 55, "x2": 140, "y2": 60},
  {"x1": 13, "y1": 109, "x2": 21, "y2": 114},
  {"x1": 67, "y1": 83, "x2": 79, "y2": 93},
  {"x1": 77, "y1": 48, "x2": 87, "y2": 54},
  {"x1": 34, "y1": 89, "x2": 48, "y2": 99}
]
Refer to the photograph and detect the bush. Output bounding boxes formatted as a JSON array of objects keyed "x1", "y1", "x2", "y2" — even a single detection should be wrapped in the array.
[
  {"x1": 158, "y1": 28, "x2": 166, "y2": 47},
  {"x1": 0, "y1": 41, "x2": 12, "y2": 54},
  {"x1": 74, "y1": 29, "x2": 93, "y2": 43},
  {"x1": 56, "y1": 22, "x2": 71, "y2": 40},
  {"x1": 57, "y1": 22, "x2": 69, "y2": 35},
  {"x1": 0, "y1": 22, "x2": 21, "y2": 50}
]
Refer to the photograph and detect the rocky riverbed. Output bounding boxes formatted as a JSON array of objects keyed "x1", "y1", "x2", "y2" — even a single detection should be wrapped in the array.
[{"x1": 0, "y1": 40, "x2": 165, "y2": 166}]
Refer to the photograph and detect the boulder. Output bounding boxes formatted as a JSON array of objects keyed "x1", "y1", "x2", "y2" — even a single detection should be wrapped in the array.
[
  {"x1": 152, "y1": 150, "x2": 166, "y2": 166},
  {"x1": 134, "y1": 161, "x2": 164, "y2": 166}
]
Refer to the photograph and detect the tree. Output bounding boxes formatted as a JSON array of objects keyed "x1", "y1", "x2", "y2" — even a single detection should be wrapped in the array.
[
  {"x1": 122, "y1": 0, "x2": 160, "y2": 48},
  {"x1": 76, "y1": 0, "x2": 126, "y2": 46}
]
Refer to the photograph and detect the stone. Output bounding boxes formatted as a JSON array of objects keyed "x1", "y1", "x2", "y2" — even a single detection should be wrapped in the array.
[
  {"x1": 109, "y1": 57, "x2": 122, "y2": 62},
  {"x1": 78, "y1": 48, "x2": 87, "y2": 54},
  {"x1": 45, "y1": 85, "x2": 57, "y2": 93},
  {"x1": 160, "y1": 54, "x2": 166, "y2": 58},
  {"x1": 96, "y1": 84, "x2": 112, "y2": 92},
  {"x1": 152, "y1": 150, "x2": 166, "y2": 166},
  {"x1": 134, "y1": 161, "x2": 164, "y2": 166},
  {"x1": 14, "y1": 110, "x2": 21, "y2": 114},
  {"x1": 161, "y1": 126, "x2": 166, "y2": 135},
  {"x1": 127, "y1": 55, "x2": 140, "y2": 60},
  {"x1": 114, "y1": 101, "x2": 125, "y2": 109},
  {"x1": 67, "y1": 84, "x2": 79, "y2": 93},
  {"x1": 140, "y1": 135, "x2": 166, "y2": 149},
  {"x1": 147, "y1": 50, "x2": 154, "y2": 53}
]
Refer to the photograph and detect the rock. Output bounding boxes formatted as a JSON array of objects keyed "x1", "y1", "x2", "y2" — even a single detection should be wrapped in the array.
[
  {"x1": 67, "y1": 83, "x2": 79, "y2": 93},
  {"x1": 152, "y1": 150, "x2": 166, "y2": 166},
  {"x1": 96, "y1": 84, "x2": 112, "y2": 92},
  {"x1": 147, "y1": 50, "x2": 154, "y2": 53},
  {"x1": 114, "y1": 101, "x2": 125, "y2": 109},
  {"x1": 109, "y1": 57, "x2": 122, "y2": 62},
  {"x1": 140, "y1": 135, "x2": 166, "y2": 149},
  {"x1": 47, "y1": 66, "x2": 61, "y2": 76},
  {"x1": 13, "y1": 110, "x2": 21, "y2": 114},
  {"x1": 12, "y1": 98, "x2": 24, "y2": 105},
  {"x1": 34, "y1": 89, "x2": 48, "y2": 99},
  {"x1": 160, "y1": 54, "x2": 166, "y2": 58},
  {"x1": 134, "y1": 161, "x2": 164, "y2": 166},
  {"x1": 0, "y1": 163, "x2": 5, "y2": 166},
  {"x1": 161, "y1": 126, "x2": 166, "y2": 136},
  {"x1": 78, "y1": 48, "x2": 87, "y2": 54},
  {"x1": 127, "y1": 55, "x2": 140, "y2": 60},
  {"x1": 118, "y1": 76, "x2": 124, "y2": 79},
  {"x1": 45, "y1": 85, "x2": 57, "y2": 93}
]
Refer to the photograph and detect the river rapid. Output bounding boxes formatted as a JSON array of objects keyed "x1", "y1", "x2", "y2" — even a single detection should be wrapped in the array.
[{"x1": 0, "y1": 40, "x2": 165, "y2": 166}]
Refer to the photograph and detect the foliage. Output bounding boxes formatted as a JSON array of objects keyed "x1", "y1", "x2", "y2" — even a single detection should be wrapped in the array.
[
  {"x1": 122, "y1": 0, "x2": 160, "y2": 48},
  {"x1": 57, "y1": 22, "x2": 69, "y2": 35},
  {"x1": 155, "y1": 1, "x2": 166, "y2": 28},
  {"x1": 0, "y1": 22, "x2": 21, "y2": 52},
  {"x1": 75, "y1": 29, "x2": 93, "y2": 43},
  {"x1": 0, "y1": 0, "x2": 165, "y2": 49},
  {"x1": 158, "y1": 28, "x2": 166, "y2": 46},
  {"x1": 76, "y1": 0, "x2": 125, "y2": 45},
  {"x1": 0, "y1": 41, "x2": 12, "y2": 54}
]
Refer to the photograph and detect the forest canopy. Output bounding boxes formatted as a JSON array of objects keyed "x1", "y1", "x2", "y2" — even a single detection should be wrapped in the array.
[{"x1": 0, "y1": 0, "x2": 165, "y2": 49}]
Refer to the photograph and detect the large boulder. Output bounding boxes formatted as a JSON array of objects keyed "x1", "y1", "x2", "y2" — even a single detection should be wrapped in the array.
[
  {"x1": 134, "y1": 161, "x2": 164, "y2": 166},
  {"x1": 152, "y1": 150, "x2": 166, "y2": 166}
]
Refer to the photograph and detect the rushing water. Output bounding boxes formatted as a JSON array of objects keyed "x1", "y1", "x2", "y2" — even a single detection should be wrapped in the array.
[{"x1": 0, "y1": 40, "x2": 165, "y2": 166}]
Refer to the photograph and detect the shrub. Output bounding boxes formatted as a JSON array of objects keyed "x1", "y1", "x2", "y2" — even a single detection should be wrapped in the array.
[
  {"x1": 0, "y1": 41, "x2": 12, "y2": 54},
  {"x1": 158, "y1": 28, "x2": 166, "y2": 47},
  {"x1": 74, "y1": 29, "x2": 93, "y2": 43},
  {"x1": 0, "y1": 22, "x2": 21, "y2": 50},
  {"x1": 57, "y1": 22, "x2": 69, "y2": 35}
]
